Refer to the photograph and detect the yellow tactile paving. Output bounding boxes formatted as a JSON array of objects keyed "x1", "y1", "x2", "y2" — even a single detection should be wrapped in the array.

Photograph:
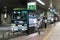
[
  {"x1": 43, "y1": 22, "x2": 60, "y2": 40},
  {"x1": 43, "y1": 25, "x2": 56, "y2": 40}
]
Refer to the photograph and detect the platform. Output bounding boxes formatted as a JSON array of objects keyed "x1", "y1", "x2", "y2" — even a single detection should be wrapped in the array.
[{"x1": 10, "y1": 22, "x2": 59, "y2": 40}]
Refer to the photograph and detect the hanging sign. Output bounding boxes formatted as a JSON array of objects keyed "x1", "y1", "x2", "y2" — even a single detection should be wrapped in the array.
[{"x1": 27, "y1": 2, "x2": 36, "y2": 10}]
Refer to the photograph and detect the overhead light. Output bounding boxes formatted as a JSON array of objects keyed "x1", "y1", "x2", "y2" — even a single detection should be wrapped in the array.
[
  {"x1": 36, "y1": 0, "x2": 45, "y2": 5},
  {"x1": 48, "y1": 8, "x2": 50, "y2": 9},
  {"x1": 14, "y1": 11, "x2": 16, "y2": 13},
  {"x1": 50, "y1": 9, "x2": 53, "y2": 12}
]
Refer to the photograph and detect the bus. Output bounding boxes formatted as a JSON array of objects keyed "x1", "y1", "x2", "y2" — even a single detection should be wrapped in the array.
[{"x1": 11, "y1": 8, "x2": 29, "y2": 32}]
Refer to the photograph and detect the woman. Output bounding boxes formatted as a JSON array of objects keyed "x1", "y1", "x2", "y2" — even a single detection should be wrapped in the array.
[{"x1": 43, "y1": 16, "x2": 47, "y2": 28}]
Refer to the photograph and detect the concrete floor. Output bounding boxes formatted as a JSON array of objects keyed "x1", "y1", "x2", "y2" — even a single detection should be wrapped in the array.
[
  {"x1": 48, "y1": 22, "x2": 60, "y2": 40},
  {"x1": 0, "y1": 22, "x2": 60, "y2": 40},
  {"x1": 10, "y1": 22, "x2": 56, "y2": 40}
]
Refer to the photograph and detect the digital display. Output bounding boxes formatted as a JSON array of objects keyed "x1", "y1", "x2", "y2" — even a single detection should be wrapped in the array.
[
  {"x1": 22, "y1": 11, "x2": 28, "y2": 14},
  {"x1": 14, "y1": 21, "x2": 24, "y2": 24}
]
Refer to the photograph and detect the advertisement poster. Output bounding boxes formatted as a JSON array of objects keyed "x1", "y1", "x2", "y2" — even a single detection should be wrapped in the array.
[{"x1": 29, "y1": 14, "x2": 37, "y2": 27}]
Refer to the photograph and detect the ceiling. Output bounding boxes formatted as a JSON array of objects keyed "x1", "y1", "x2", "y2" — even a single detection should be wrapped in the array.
[
  {"x1": 28, "y1": 0, "x2": 60, "y2": 12},
  {"x1": 1, "y1": 0, "x2": 60, "y2": 11},
  {"x1": 28, "y1": 0, "x2": 50, "y2": 10},
  {"x1": 0, "y1": 0, "x2": 50, "y2": 12},
  {"x1": 0, "y1": 0, "x2": 27, "y2": 10}
]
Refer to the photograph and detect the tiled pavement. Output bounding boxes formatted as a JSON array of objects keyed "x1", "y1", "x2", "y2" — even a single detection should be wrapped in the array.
[{"x1": 10, "y1": 22, "x2": 57, "y2": 40}]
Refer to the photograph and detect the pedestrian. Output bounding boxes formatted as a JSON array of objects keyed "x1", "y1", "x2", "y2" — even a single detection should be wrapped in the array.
[
  {"x1": 43, "y1": 16, "x2": 47, "y2": 28},
  {"x1": 37, "y1": 19, "x2": 41, "y2": 35},
  {"x1": 45, "y1": 18, "x2": 47, "y2": 28},
  {"x1": 37, "y1": 27, "x2": 40, "y2": 35}
]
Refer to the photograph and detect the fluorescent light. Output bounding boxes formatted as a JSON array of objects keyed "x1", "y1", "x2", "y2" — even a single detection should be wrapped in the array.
[{"x1": 36, "y1": 0, "x2": 45, "y2": 5}]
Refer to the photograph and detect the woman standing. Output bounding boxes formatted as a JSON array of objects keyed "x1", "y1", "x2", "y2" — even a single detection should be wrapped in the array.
[{"x1": 43, "y1": 15, "x2": 47, "y2": 28}]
